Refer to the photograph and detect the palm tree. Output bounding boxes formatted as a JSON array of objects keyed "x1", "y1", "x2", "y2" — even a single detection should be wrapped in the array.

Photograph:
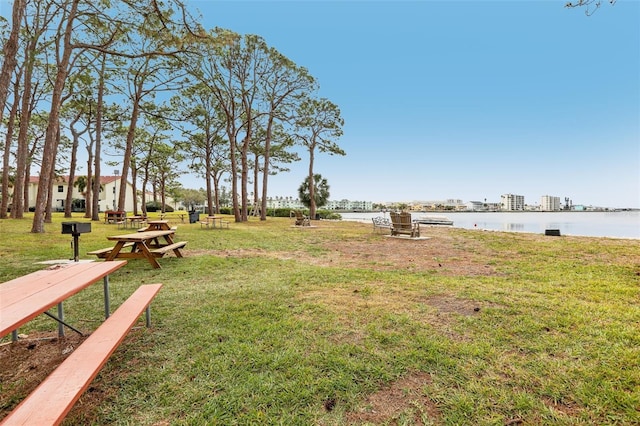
[
  {"x1": 74, "y1": 176, "x2": 88, "y2": 213},
  {"x1": 298, "y1": 173, "x2": 330, "y2": 218}
]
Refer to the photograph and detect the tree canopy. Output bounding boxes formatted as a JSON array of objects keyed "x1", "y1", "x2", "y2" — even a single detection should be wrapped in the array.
[
  {"x1": 565, "y1": 0, "x2": 617, "y2": 15},
  {"x1": 0, "y1": 0, "x2": 345, "y2": 231}
]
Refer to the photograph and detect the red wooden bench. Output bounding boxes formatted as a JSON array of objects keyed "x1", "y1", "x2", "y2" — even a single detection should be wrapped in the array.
[{"x1": 0, "y1": 284, "x2": 163, "y2": 426}]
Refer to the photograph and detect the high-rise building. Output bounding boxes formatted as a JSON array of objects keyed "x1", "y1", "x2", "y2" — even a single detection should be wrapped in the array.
[
  {"x1": 501, "y1": 193, "x2": 525, "y2": 211},
  {"x1": 540, "y1": 195, "x2": 561, "y2": 211}
]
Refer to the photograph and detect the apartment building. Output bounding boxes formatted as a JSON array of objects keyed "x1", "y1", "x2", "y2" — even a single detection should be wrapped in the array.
[
  {"x1": 265, "y1": 197, "x2": 373, "y2": 211},
  {"x1": 326, "y1": 199, "x2": 373, "y2": 211},
  {"x1": 265, "y1": 196, "x2": 305, "y2": 210},
  {"x1": 27, "y1": 175, "x2": 136, "y2": 212},
  {"x1": 501, "y1": 193, "x2": 525, "y2": 211},
  {"x1": 540, "y1": 195, "x2": 561, "y2": 211}
]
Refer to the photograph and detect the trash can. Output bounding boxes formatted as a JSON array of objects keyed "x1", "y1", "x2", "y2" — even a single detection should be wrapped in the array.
[{"x1": 189, "y1": 211, "x2": 199, "y2": 223}]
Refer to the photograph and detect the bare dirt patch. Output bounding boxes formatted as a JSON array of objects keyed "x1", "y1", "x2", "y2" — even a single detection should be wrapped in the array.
[
  {"x1": 0, "y1": 332, "x2": 87, "y2": 414},
  {"x1": 0, "y1": 330, "x2": 143, "y2": 423},
  {"x1": 191, "y1": 226, "x2": 500, "y2": 277},
  {"x1": 344, "y1": 371, "x2": 441, "y2": 425}
]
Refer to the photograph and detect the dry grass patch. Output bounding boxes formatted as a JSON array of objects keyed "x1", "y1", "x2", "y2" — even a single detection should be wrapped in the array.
[
  {"x1": 188, "y1": 226, "x2": 500, "y2": 277},
  {"x1": 344, "y1": 371, "x2": 441, "y2": 425}
]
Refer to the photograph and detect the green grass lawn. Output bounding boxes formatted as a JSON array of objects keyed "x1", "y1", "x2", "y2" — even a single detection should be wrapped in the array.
[{"x1": 1, "y1": 213, "x2": 639, "y2": 425}]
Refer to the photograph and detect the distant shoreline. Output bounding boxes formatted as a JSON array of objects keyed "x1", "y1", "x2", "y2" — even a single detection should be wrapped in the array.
[
  {"x1": 335, "y1": 209, "x2": 639, "y2": 214},
  {"x1": 339, "y1": 210, "x2": 640, "y2": 239}
]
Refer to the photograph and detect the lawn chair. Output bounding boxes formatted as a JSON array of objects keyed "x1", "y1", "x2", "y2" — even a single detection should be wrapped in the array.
[
  {"x1": 293, "y1": 210, "x2": 311, "y2": 226},
  {"x1": 390, "y1": 211, "x2": 420, "y2": 238}
]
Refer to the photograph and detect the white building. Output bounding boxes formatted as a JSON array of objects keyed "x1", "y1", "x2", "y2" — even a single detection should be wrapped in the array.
[
  {"x1": 265, "y1": 196, "x2": 305, "y2": 209},
  {"x1": 28, "y1": 175, "x2": 137, "y2": 212},
  {"x1": 466, "y1": 201, "x2": 486, "y2": 211},
  {"x1": 501, "y1": 193, "x2": 525, "y2": 211},
  {"x1": 265, "y1": 197, "x2": 373, "y2": 211},
  {"x1": 325, "y1": 199, "x2": 373, "y2": 211},
  {"x1": 540, "y1": 195, "x2": 561, "y2": 211}
]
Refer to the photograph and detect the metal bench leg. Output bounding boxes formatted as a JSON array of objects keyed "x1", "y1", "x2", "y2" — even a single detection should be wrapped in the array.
[
  {"x1": 58, "y1": 302, "x2": 64, "y2": 337},
  {"x1": 145, "y1": 305, "x2": 151, "y2": 327},
  {"x1": 104, "y1": 275, "x2": 111, "y2": 319}
]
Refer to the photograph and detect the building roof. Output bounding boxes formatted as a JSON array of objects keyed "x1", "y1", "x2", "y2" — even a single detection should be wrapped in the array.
[{"x1": 29, "y1": 175, "x2": 123, "y2": 185}]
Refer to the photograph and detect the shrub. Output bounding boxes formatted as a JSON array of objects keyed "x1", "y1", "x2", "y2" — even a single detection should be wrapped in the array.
[{"x1": 146, "y1": 202, "x2": 174, "y2": 212}]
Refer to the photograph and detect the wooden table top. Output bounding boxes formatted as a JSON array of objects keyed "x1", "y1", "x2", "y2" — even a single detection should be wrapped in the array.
[
  {"x1": 1, "y1": 261, "x2": 127, "y2": 337},
  {"x1": 107, "y1": 230, "x2": 174, "y2": 241}
]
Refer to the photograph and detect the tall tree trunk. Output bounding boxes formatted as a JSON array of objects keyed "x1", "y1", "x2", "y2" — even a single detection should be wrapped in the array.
[
  {"x1": 119, "y1": 95, "x2": 141, "y2": 212},
  {"x1": 131, "y1": 166, "x2": 139, "y2": 215},
  {"x1": 32, "y1": 0, "x2": 79, "y2": 233},
  {"x1": 92, "y1": 55, "x2": 106, "y2": 221},
  {"x1": 22, "y1": 166, "x2": 30, "y2": 214},
  {"x1": 84, "y1": 135, "x2": 94, "y2": 218},
  {"x1": 213, "y1": 173, "x2": 221, "y2": 215},
  {"x1": 0, "y1": 0, "x2": 25, "y2": 124},
  {"x1": 45, "y1": 125, "x2": 63, "y2": 223},
  {"x1": 1, "y1": 78, "x2": 20, "y2": 218},
  {"x1": 260, "y1": 115, "x2": 275, "y2": 221},
  {"x1": 205, "y1": 137, "x2": 214, "y2": 215},
  {"x1": 64, "y1": 113, "x2": 83, "y2": 217},
  {"x1": 141, "y1": 174, "x2": 149, "y2": 216},
  {"x1": 239, "y1": 102, "x2": 254, "y2": 222},
  {"x1": 252, "y1": 153, "x2": 259, "y2": 216},
  {"x1": 226, "y1": 123, "x2": 240, "y2": 222},
  {"x1": 12, "y1": 42, "x2": 35, "y2": 219},
  {"x1": 308, "y1": 147, "x2": 316, "y2": 219}
]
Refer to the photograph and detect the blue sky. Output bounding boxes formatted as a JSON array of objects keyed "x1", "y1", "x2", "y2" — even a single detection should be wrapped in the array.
[{"x1": 187, "y1": 0, "x2": 639, "y2": 208}]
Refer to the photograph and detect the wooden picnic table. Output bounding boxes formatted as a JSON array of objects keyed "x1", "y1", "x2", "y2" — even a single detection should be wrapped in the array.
[
  {"x1": 104, "y1": 210, "x2": 126, "y2": 224},
  {"x1": 1, "y1": 261, "x2": 162, "y2": 425},
  {"x1": 200, "y1": 216, "x2": 229, "y2": 229},
  {"x1": 159, "y1": 212, "x2": 186, "y2": 223},
  {"x1": 141, "y1": 220, "x2": 172, "y2": 231},
  {"x1": 124, "y1": 215, "x2": 146, "y2": 229},
  {"x1": 0, "y1": 260, "x2": 127, "y2": 339},
  {"x1": 104, "y1": 230, "x2": 186, "y2": 269}
]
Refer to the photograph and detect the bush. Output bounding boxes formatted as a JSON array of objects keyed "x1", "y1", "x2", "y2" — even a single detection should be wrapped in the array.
[{"x1": 146, "y1": 202, "x2": 174, "y2": 212}]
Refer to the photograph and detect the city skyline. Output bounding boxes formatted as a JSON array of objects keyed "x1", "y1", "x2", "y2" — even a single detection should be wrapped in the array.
[{"x1": 266, "y1": 192, "x2": 617, "y2": 211}]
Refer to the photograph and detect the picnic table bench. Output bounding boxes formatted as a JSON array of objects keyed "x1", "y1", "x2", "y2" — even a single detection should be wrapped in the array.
[
  {"x1": 89, "y1": 230, "x2": 187, "y2": 269},
  {"x1": 88, "y1": 242, "x2": 134, "y2": 258},
  {"x1": 0, "y1": 283, "x2": 162, "y2": 425}
]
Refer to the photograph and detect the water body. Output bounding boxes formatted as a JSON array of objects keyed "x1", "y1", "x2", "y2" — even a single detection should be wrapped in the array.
[{"x1": 339, "y1": 211, "x2": 640, "y2": 239}]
